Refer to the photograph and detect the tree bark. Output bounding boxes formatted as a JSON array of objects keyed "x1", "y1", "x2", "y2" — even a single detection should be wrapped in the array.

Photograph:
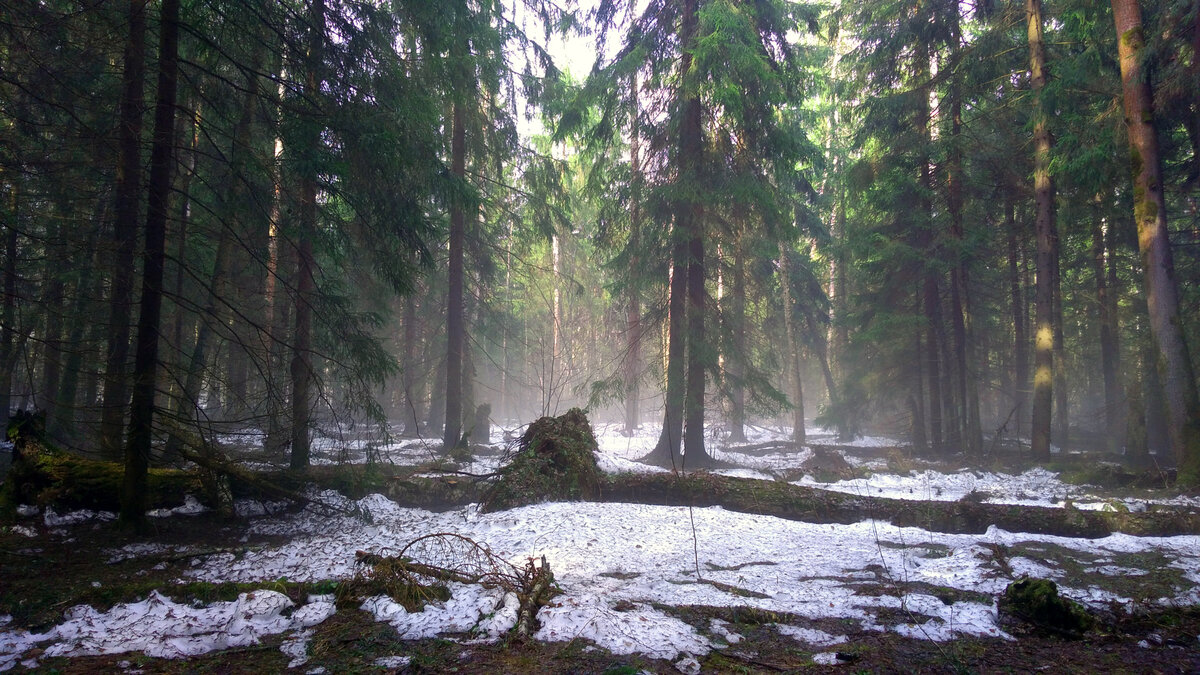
[
  {"x1": 779, "y1": 245, "x2": 806, "y2": 446},
  {"x1": 1006, "y1": 199, "x2": 1028, "y2": 437},
  {"x1": 38, "y1": 216, "x2": 66, "y2": 429},
  {"x1": 683, "y1": 231, "x2": 709, "y2": 461},
  {"x1": 647, "y1": 0, "x2": 705, "y2": 468},
  {"x1": 727, "y1": 241, "x2": 747, "y2": 442},
  {"x1": 1111, "y1": 0, "x2": 1200, "y2": 483},
  {"x1": 101, "y1": 0, "x2": 147, "y2": 461},
  {"x1": 1027, "y1": 0, "x2": 1057, "y2": 462},
  {"x1": 120, "y1": 0, "x2": 180, "y2": 528},
  {"x1": 0, "y1": 206, "x2": 18, "y2": 416},
  {"x1": 443, "y1": 96, "x2": 465, "y2": 450},
  {"x1": 678, "y1": 0, "x2": 712, "y2": 466},
  {"x1": 646, "y1": 242, "x2": 687, "y2": 466},
  {"x1": 1092, "y1": 215, "x2": 1122, "y2": 454},
  {"x1": 290, "y1": 0, "x2": 325, "y2": 470},
  {"x1": 624, "y1": 74, "x2": 642, "y2": 437},
  {"x1": 400, "y1": 287, "x2": 423, "y2": 435}
]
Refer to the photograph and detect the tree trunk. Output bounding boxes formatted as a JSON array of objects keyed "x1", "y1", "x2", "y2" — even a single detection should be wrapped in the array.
[
  {"x1": 400, "y1": 287, "x2": 423, "y2": 435},
  {"x1": 1052, "y1": 235, "x2": 1068, "y2": 451},
  {"x1": 727, "y1": 242, "x2": 747, "y2": 442},
  {"x1": 1027, "y1": 0, "x2": 1057, "y2": 462},
  {"x1": 1006, "y1": 199, "x2": 1028, "y2": 437},
  {"x1": 1104, "y1": 217, "x2": 1124, "y2": 440},
  {"x1": 915, "y1": 44, "x2": 943, "y2": 456},
  {"x1": 1111, "y1": 0, "x2": 1200, "y2": 483},
  {"x1": 947, "y1": 80, "x2": 980, "y2": 455},
  {"x1": 1092, "y1": 215, "x2": 1122, "y2": 454},
  {"x1": 101, "y1": 0, "x2": 148, "y2": 461},
  {"x1": 683, "y1": 231, "x2": 710, "y2": 462},
  {"x1": 647, "y1": 0, "x2": 704, "y2": 468},
  {"x1": 779, "y1": 246, "x2": 806, "y2": 446},
  {"x1": 56, "y1": 199, "x2": 107, "y2": 440},
  {"x1": 443, "y1": 95, "x2": 466, "y2": 450},
  {"x1": 165, "y1": 101, "x2": 199, "y2": 423},
  {"x1": 678, "y1": 0, "x2": 711, "y2": 466},
  {"x1": 38, "y1": 216, "x2": 66, "y2": 429},
  {"x1": 624, "y1": 75, "x2": 642, "y2": 437},
  {"x1": 120, "y1": 0, "x2": 179, "y2": 528},
  {"x1": 647, "y1": 242, "x2": 687, "y2": 466},
  {"x1": 0, "y1": 208, "x2": 18, "y2": 416},
  {"x1": 290, "y1": 0, "x2": 325, "y2": 470}
]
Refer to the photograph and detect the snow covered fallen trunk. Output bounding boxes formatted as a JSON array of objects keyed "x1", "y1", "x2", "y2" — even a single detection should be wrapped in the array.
[{"x1": 602, "y1": 472, "x2": 1200, "y2": 538}]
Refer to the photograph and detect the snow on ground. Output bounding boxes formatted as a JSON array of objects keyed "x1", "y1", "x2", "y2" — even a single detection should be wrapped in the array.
[
  {"x1": 9, "y1": 493, "x2": 1195, "y2": 668},
  {"x1": 6, "y1": 421, "x2": 1200, "y2": 668},
  {"x1": 0, "y1": 590, "x2": 336, "y2": 672}
]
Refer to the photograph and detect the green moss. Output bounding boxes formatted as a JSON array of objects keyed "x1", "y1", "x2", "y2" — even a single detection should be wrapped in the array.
[
  {"x1": 482, "y1": 408, "x2": 603, "y2": 512},
  {"x1": 1000, "y1": 577, "x2": 1095, "y2": 635},
  {"x1": 1120, "y1": 26, "x2": 1144, "y2": 50},
  {"x1": 1, "y1": 440, "x2": 202, "y2": 515}
]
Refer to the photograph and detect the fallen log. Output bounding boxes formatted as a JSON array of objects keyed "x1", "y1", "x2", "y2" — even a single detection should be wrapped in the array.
[{"x1": 601, "y1": 472, "x2": 1200, "y2": 538}]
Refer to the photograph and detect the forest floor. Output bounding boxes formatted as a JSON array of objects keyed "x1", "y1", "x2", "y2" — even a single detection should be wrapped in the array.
[{"x1": 3, "y1": 421, "x2": 1200, "y2": 673}]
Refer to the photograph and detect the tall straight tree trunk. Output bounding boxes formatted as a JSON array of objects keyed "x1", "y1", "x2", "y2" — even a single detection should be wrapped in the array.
[
  {"x1": 911, "y1": 296, "x2": 928, "y2": 452},
  {"x1": 443, "y1": 96, "x2": 466, "y2": 450},
  {"x1": 683, "y1": 230, "x2": 709, "y2": 461},
  {"x1": 647, "y1": 241, "x2": 687, "y2": 466},
  {"x1": 1092, "y1": 215, "x2": 1122, "y2": 453},
  {"x1": 1006, "y1": 199, "x2": 1028, "y2": 436},
  {"x1": 120, "y1": 0, "x2": 180, "y2": 528},
  {"x1": 917, "y1": 47, "x2": 943, "y2": 455},
  {"x1": 947, "y1": 79, "x2": 981, "y2": 454},
  {"x1": 0, "y1": 210, "x2": 18, "y2": 416},
  {"x1": 624, "y1": 74, "x2": 642, "y2": 436},
  {"x1": 39, "y1": 216, "x2": 66, "y2": 428},
  {"x1": 647, "y1": 0, "x2": 704, "y2": 468},
  {"x1": 779, "y1": 245, "x2": 806, "y2": 446},
  {"x1": 1111, "y1": 0, "x2": 1200, "y2": 482},
  {"x1": 1052, "y1": 239, "x2": 1067, "y2": 451},
  {"x1": 166, "y1": 101, "x2": 199, "y2": 417},
  {"x1": 56, "y1": 199, "x2": 107, "y2": 439},
  {"x1": 401, "y1": 287, "x2": 422, "y2": 435},
  {"x1": 290, "y1": 0, "x2": 325, "y2": 469},
  {"x1": 1027, "y1": 0, "x2": 1058, "y2": 462},
  {"x1": 678, "y1": 0, "x2": 711, "y2": 466},
  {"x1": 728, "y1": 241, "x2": 747, "y2": 442},
  {"x1": 1104, "y1": 218, "x2": 1123, "y2": 440},
  {"x1": 101, "y1": 0, "x2": 147, "y2": 460}
]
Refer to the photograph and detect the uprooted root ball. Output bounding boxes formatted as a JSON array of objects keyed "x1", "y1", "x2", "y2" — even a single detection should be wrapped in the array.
[{"x1": 482, "y1": 408, "x2": 602, "y2": 512}]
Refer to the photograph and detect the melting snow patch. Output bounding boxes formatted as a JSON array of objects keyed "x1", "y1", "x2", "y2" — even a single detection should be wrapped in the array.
[
  {"x1": 374, "y1": 655, "x2": 412, "y2": 668},
  {"x1": 0, "y1": 590, "x2": 336, "y2": 665},
  {"x1": 535, "y1": 594, "x2": 710, "y2": 661},
  {"x1": 362, "y1": 582, "x2": 515, "y2": 640},
  {"x1": 709, "y1": 618, "x2": 743, "y2": 645},
  {"x1": 43, "y1": 507, "x2": 115, "y2": 528},
  {"x1": 812, "y1": 651, "x2": 841, "y2": 665},
  {"x1": 774, "y1": 624, "x2": 847, "y2": 647},
  {"x1": 148, "y1": 495, "x2": 209, "y2": 518},
  {"x1": 674, "y1": 655, "x2": 701, "y2": 674}
]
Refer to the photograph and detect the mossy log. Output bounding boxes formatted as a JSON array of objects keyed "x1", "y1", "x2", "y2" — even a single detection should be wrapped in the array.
[
  {"x1": 1, "y1": 441, "x2": 202, "y2": 517},
  {"x1": 602, "y1": 472, "x2": 1200, "y2": 538}
]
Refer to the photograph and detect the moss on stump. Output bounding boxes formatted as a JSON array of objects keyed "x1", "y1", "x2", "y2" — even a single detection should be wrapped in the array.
[
  {"x1": 1000, "y1": 576, "x2": 1095, "y2": 636},
  {"x1": 482, "y1": 408, "x2": 602, "y2": 512}
]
